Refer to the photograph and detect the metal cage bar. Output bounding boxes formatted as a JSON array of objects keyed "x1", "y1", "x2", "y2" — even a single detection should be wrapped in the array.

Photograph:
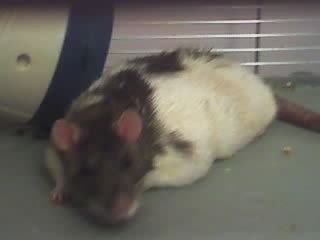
[{"x1": 106, "y1": 1, "x2": 320, "y2": 78}]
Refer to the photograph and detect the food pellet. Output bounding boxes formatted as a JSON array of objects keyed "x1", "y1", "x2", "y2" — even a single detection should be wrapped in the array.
[
  {"x1": 284, "y1": 81, "x2": 293, "y2": 88},
  {"x1": 282, "y1": 146, "x2": 292, "y2": 155}
]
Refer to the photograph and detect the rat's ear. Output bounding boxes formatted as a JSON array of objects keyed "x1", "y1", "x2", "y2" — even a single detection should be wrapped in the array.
[
  {"x1": 51, "y1": 119, "x2": 81, "y2": 151},
  {"x1": 114, "y1": 109, "x2": 142, "y2": 143}
]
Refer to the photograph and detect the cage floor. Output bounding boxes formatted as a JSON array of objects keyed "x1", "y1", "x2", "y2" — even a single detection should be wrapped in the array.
[{"x1": 1, "y1": 87, "x2": 320, "y2": 239}]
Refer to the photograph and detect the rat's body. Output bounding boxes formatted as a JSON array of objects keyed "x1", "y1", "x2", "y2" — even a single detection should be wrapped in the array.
[{"x1": 45, "y1": 48, "x2": 320, "y2": 225}]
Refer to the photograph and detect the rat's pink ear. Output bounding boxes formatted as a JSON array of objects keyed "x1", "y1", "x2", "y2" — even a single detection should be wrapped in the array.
[
  {"x1": 51, "y1": 119, "x2": 81, "y2": 151},
  {"x1": 114, "y1": 109, "x2": 142, "y2": 143}
]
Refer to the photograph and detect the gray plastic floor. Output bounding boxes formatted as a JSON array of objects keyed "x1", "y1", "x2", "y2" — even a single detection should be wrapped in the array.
[{"x1": 1, "y1": 86, "x2": 320, "y2": 240}]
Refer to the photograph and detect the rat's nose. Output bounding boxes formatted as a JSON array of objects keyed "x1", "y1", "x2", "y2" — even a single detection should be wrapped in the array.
[
  {"x1": 87, "y1": 194, "x2": 139, "y2": 225},
  {"x1": 111, "y1": 193, "x2": 139, "y2": 220}
]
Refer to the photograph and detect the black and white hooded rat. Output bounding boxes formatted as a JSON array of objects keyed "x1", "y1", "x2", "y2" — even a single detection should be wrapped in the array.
[{"x1": 44, "y1": 48, "x2": 320, "y2": 225}]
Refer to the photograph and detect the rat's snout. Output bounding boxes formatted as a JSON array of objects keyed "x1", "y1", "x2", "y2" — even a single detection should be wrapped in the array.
[
  {"x1": 88, "y1": 193, "x2": 140, "y2": 225},
  {"x1": 112, "y1": 193, "x2": 139, "y2": 219}
]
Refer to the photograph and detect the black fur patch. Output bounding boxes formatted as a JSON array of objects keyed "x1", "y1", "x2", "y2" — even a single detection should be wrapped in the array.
[
  {"x1": 187, "y1": 49, "x2": 222, "y2": 62},
  {"x1": 128, "y1": 48, "x2": 222, "y2": 75},
  {"x1": 70, "y1": 67, "x2": 165, "y2": 167},
  {"x1": 128, "y1": 50, "x2": 185, "y2": 74},
  {"x1": 107, "y1": 69, "x2": 153, "y2": 107},
  {"x1": 168, "y1": 132, "x2": 193, "y2": 155}
]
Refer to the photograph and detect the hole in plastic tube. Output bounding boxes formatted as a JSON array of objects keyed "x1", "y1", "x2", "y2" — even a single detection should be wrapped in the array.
[{"x1": 16, "y1": 53, "x2": 31, "y2": 71}]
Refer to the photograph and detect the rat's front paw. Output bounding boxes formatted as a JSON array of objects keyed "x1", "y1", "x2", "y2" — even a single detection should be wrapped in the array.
[
  {"x1": 142, "y1": 169, "x2": 173, "y2": 190},
  {"x1": 50, "y1": 186, "x2": 68, "y2": 205}
]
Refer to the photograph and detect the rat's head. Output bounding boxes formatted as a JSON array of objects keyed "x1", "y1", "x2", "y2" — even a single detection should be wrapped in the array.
[{"x1": 50, "y1": 109, "x2": 152, "y2": 225}]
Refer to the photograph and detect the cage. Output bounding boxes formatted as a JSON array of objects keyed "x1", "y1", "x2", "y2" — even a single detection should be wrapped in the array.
[{"x1": 0, "y1": 1, "x2": 320, "y2": 239}]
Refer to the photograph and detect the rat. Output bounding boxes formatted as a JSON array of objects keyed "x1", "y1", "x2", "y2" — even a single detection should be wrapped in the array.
[{"x1": 44, "y1": 47, "x2": 320, "y2": 225}]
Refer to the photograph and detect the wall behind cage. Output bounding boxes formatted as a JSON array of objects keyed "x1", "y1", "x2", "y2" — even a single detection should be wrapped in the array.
[{"x1": 104, "y1": 1, "x2": 320, "y2": 79}]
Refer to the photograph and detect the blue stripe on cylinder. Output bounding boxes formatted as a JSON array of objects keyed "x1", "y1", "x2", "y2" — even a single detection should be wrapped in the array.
[{"x1": 30, "y1": 2, "x2": 114, "y2": 132}]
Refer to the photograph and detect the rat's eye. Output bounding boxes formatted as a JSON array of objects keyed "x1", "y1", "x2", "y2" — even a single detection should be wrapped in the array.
[{"x1": 120, "y1": 156, "x2": 133, "y2": 170}]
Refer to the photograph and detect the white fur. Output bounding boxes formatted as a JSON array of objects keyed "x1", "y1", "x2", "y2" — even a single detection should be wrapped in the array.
[
  {"x1": 143, "y1": 55, "x2": 277, "y2": 189},
  {"x1": 45, "y1": 145, "x2": 65, "y2": 188}
]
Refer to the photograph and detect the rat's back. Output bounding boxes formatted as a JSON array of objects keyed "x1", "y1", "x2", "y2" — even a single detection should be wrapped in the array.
[
  {"x1": 140, "y1": 49, "x2": 277, "y2": 189},
  {"x1": 148, "y1": 49, "x2": 277, "y2": 158}
]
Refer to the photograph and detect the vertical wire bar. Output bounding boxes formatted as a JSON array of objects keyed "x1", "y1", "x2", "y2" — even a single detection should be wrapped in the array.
[{"x1": 254, "y1": 1, "x2": 262, "y2": 74}]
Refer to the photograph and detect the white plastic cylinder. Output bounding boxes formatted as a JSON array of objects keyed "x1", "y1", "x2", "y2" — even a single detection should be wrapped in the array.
[{"x1": 0, "y1": 5, "x2": 70, "y2": 123}]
